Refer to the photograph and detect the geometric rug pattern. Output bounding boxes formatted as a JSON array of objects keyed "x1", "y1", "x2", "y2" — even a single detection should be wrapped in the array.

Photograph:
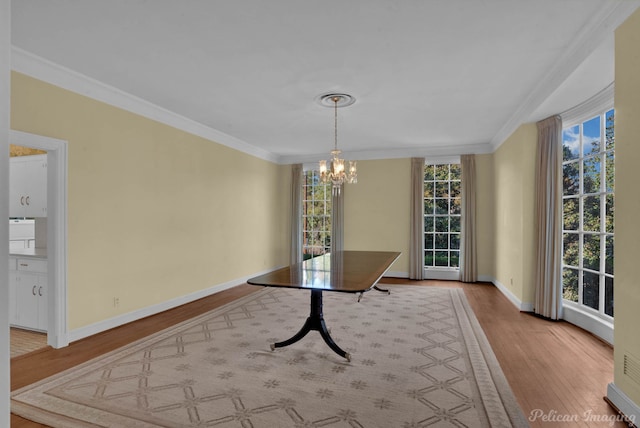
[{"x1": 12, "y1": 285, "x2": 529, "y2": 427}]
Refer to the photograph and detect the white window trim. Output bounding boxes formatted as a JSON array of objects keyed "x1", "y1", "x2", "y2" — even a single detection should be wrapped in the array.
[{"x1": 560, "y1": 86, "x2": 614, "y2": 344}]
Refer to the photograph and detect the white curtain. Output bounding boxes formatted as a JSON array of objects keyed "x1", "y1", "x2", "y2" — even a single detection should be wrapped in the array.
[
  {"x1": 534, "y1": 115, "x2": 563, "y2": 320},
  {"x1": 331, "y1": 184, "x2": 344, "y2": 253},
  {"x1": 409, "y1": 158, "x2": 424, "y2": 280},
  {"x1": 290, "y1": 164, "x2": 303, "y2": 265},
  {"x1": 460, "y1": 154, "x2": 477, "y2": 282}
]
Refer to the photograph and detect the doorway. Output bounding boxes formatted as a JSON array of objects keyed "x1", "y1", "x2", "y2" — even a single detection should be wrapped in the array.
[{"x1": 9, "y1": 130, "x2": 68, "y2": 349}]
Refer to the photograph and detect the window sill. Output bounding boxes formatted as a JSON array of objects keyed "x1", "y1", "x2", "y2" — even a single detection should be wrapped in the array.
[{"x1": 562, "y1": 301, "x2": 613, "y2": 345}]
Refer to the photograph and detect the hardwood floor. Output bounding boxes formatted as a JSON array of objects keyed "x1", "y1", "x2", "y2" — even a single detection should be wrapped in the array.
[{"x1": 11, "y1": 280, "x2": 627, "y2": 427}]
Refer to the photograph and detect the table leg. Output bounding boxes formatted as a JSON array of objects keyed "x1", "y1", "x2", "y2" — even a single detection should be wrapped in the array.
[{"x1": 271, "y1": 290, "x2": 351, "y2": 361}]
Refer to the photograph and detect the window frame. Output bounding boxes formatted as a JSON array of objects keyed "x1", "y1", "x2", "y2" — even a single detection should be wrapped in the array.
[
  {"x1": 423, "y1": 159, "x2": 462, "y2": 280},
  {"x1": 301, "y1": 168, "x2": 332, "y2": 259},
  {"x1": 561, "y1": 107, "x2": 614, "y2": 323}
]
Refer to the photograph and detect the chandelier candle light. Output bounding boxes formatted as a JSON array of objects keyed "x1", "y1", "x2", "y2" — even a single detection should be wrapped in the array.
[{"x1": 318, "y1": 93, "x2": 357, "y2": 194}]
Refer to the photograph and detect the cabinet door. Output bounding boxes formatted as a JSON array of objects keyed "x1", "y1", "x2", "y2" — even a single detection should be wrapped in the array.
[
  {"x1": 15, "y1": 272, "x2": 41, "y2": 330},
  {"x1": 10, "y1": 155, "x2": 47, "y2": 218},
  {"x1": 37, "y1": 275, "x2": 48, "y2": 331},
  {"x1": 9, "y1": 159, "x2": 28, "y2": 217},
  {"x1": 26, "y1": 157, "x2": 47, "y2": 217}
]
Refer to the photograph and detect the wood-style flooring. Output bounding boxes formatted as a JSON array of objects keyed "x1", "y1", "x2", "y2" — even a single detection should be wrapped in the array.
[{"x1": 10, "y1": 280, "x2": 627, "y2": 427}]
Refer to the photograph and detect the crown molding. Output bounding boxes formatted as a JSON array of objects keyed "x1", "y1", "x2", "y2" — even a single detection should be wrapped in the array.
[
  {"x1": 560, "y1": 83, "x2": 614, "y2": 127},
  {"x1": 490, "y1": 2, "x2": 639, "y2": 152},
  {"x1": 11, "y1": 47, "x2": 279, "y2": 163}
]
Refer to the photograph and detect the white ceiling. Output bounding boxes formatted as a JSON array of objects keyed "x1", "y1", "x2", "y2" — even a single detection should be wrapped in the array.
[{"x1": 10, "y1": 1, "x2": 640, "y2": 163}]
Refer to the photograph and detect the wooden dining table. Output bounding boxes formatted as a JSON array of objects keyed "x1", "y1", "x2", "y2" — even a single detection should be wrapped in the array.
[{"x1": 247, "y1": 250, "x2": 401, "y2": 361}]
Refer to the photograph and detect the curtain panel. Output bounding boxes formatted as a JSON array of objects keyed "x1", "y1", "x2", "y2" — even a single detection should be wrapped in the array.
[
  {"x1": 534, "y1": 115, "x2": 563, "y2": 320},
  {"x1": 409, "y1": 158, "x2": 425, "y2": 280},
  {"x1": 460, "y1": 154, "x2": 477, "y2": 283},
  {"x1": 290, "y1": 164, "x2": 303, "y2": 265}
]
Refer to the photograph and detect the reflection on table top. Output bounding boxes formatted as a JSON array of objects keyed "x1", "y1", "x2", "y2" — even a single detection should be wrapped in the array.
[{"x1": 247, "y1": 250, "x2": 401, "y2": 293}]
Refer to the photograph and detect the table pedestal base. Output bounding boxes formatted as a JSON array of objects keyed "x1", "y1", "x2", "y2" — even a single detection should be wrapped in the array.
[{"x1": 270, "y1": 289, "x2": 351, "y2": 362}]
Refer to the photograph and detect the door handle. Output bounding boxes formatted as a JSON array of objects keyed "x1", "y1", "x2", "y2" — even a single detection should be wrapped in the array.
[
  {"x1": 20, "y1": 196, "x2": 25, "y2": 206},
  {"x1": 25, "y1": 196, "x2": 30, "y2": 205},
  {"x1": 38, "y1": 286, "x2": 43, "y2": 297},
  {"x1": 32, "y1": 285, "x2": 37, "y2": 296}
]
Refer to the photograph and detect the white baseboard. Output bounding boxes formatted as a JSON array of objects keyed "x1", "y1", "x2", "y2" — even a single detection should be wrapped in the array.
[
  {"x1": 384, "y1": 270, "x2": 408, "y2": 279},
  {"x1": 66, "y1": 267, "x2": 285, "y2": 344},
  {"x1": 482, "y1": 276, "x2": 534, "y2": 312},
  {"x1": 607, "y1": 383, "x2": 640, "y2": 425}
]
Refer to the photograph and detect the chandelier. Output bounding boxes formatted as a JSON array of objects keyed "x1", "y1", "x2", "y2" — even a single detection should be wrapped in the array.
[{"x1": 317, "y1": 93, "x2": 357, "y2": 194}]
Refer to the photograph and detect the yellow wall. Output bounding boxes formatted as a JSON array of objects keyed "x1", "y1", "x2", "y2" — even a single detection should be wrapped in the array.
[
  {"x1": 614, "y1": 8, "x2": 640, "y2": 406},
  {"x1": 344, "y1": 158, "x2": 410, "y2": 273},
  {"x1": 475, "y1": 154, "x2": 496, "y2": 278},
  {"x1": 492, "y1": 123, "x2": 537, "y2": 305},
  {"x1": 11, "y1": 72, "x2": 290, "y2": 330}
]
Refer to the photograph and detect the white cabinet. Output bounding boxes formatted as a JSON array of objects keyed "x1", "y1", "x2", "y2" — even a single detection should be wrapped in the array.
[
  {"x1": 9, "y1": 257, "x2": 48, "y2": 332},
  {"x1": 10, "y1": 154, "x2": 47, "y2": 218}
]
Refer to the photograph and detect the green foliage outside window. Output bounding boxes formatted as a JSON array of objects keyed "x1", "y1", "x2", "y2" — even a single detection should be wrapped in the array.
[{"x1": 424, "y1": 163, "x2": 461, "y2": 269}]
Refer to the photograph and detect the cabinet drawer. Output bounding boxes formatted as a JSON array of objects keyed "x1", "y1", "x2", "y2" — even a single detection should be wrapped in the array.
[{"x1": 16, "y1": 258, "x2": 47, "y2": 273}]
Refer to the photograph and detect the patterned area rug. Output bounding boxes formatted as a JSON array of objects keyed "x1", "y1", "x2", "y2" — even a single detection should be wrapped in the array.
[{"x1": 12, "y1": 285, "x2": 529, "y2": 427}]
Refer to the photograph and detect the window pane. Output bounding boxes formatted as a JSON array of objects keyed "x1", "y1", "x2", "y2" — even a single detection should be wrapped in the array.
[
  {"x1": 605, "y1": 151, "x2": 614, "y2": 192},
  {"x1": 563, "y1": 268, "x2": 578, "y2": 302},
  {"x1": 583, "y1": 234, "x2": 600, "y2": 271},
  {"x1": 563, "y1": 162, "x2": 579, "y2": 196},
  {"x1": 435, "y1": 164, "x2": 449, "y2": 180},
  {"x1": 450, "y1": 251, "x2": 460, "y2": 268},
  {"x1": 435, "y1": 233, "x2": 448, "y2": 249},
  {"x1": 436, "y1": 181, "x2": 449, "y2": 198},
  {"x1": 450, "y1": 198, "x2": 461, "y2": 215},
  {"x1": 606, "y1": 236, "x2": 614, "y2": 275},
  {"x1": 424, "y1": 165, "x2": 434, "y2": 181},
  {"x1": 563, "y1": 125, "x2": 580, "y2": 161},
  {"x1": 424, "y1": 233, "x2": 434, "y2": 250},
  {"x1": 605, "y1": 109, "x2": 614, "y2": 151},
  {"x1": 605, "y1": 277, "x2": 614, "y2": 317},
  {"x1": 424, "y1": 251, "x2": 434, "y2": 267},
  {"x1": 563, "y1": 198, "x2": 579, "y2": 230},
  {"x1": 563, "y1": 233, "x2": 579, "y2": 267},
  {"x1": 435, "y1": 199, "x2": 448, "y2": 215},
  {"x1": 582, "y1": 271, "x2": 599, "y2": 310},
  {"x1": 606, "y1": 195, "x2": 614, "y2": 233},
  {"x1": 424, "y1": 182, "x2": 435, "y2": 198},
  {"x1": 424, "y1": 216, "x2": 434, "y2": 233},
  {"x1": 450, "y1": 181, "x2": 461, "y2": 198},
  {"x1": 583, "y1": 156, "x2": 601, "y2": 194},
  {"x1": 450, "y1": 234, "x2": 460, "y2": 250},
  {"x1": 450, "y1": 164, "x2": 461, "y2": 180},
  {"x1": 435, "y1": 251, "x2": 448, "y2": 266},
  {"x1": 435, "y1": 217, "x2": 448, "y2": 232},
  {"x1": 583, "y1": 116, "x2": 601, "y2": 156},
  {"x1": 450, "y1": 216, "x2": 461, "y2": 233},
  {"x1": 424, "y1": 199, "x2": 434, "y2": 214},
  {"x1": 583, "y1": 196, "x2": 601, "y2": 232}
]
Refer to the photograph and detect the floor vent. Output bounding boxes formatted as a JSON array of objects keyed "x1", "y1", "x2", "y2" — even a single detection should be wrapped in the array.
[{"x1": 624, "y1": 353, "x2": 640, "y2": 387}]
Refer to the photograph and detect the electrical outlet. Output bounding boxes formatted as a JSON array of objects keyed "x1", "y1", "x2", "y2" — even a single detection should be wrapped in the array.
[
  {"x1": 510, "y1": 278, "x2": 513, "y2": 286},
  {"x1": 113, "y1": 297, "x2": 120, "y2": 308}
]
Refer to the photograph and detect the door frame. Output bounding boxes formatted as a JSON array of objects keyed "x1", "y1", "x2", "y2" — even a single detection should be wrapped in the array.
[{"x1": 10, "y1": 130, "x2": 68, "y2": 348}]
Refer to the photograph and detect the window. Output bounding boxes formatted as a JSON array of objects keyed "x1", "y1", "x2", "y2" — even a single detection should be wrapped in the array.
[
  {"x1": 562, "y1": 109, "x2": 614, "y2": 319},
  {"x1": 423, "y1": 163, "x2": 461, "y2": 275},
  {"x1": 302, "y1": 170, "x2": 332, "y2": 259}
]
